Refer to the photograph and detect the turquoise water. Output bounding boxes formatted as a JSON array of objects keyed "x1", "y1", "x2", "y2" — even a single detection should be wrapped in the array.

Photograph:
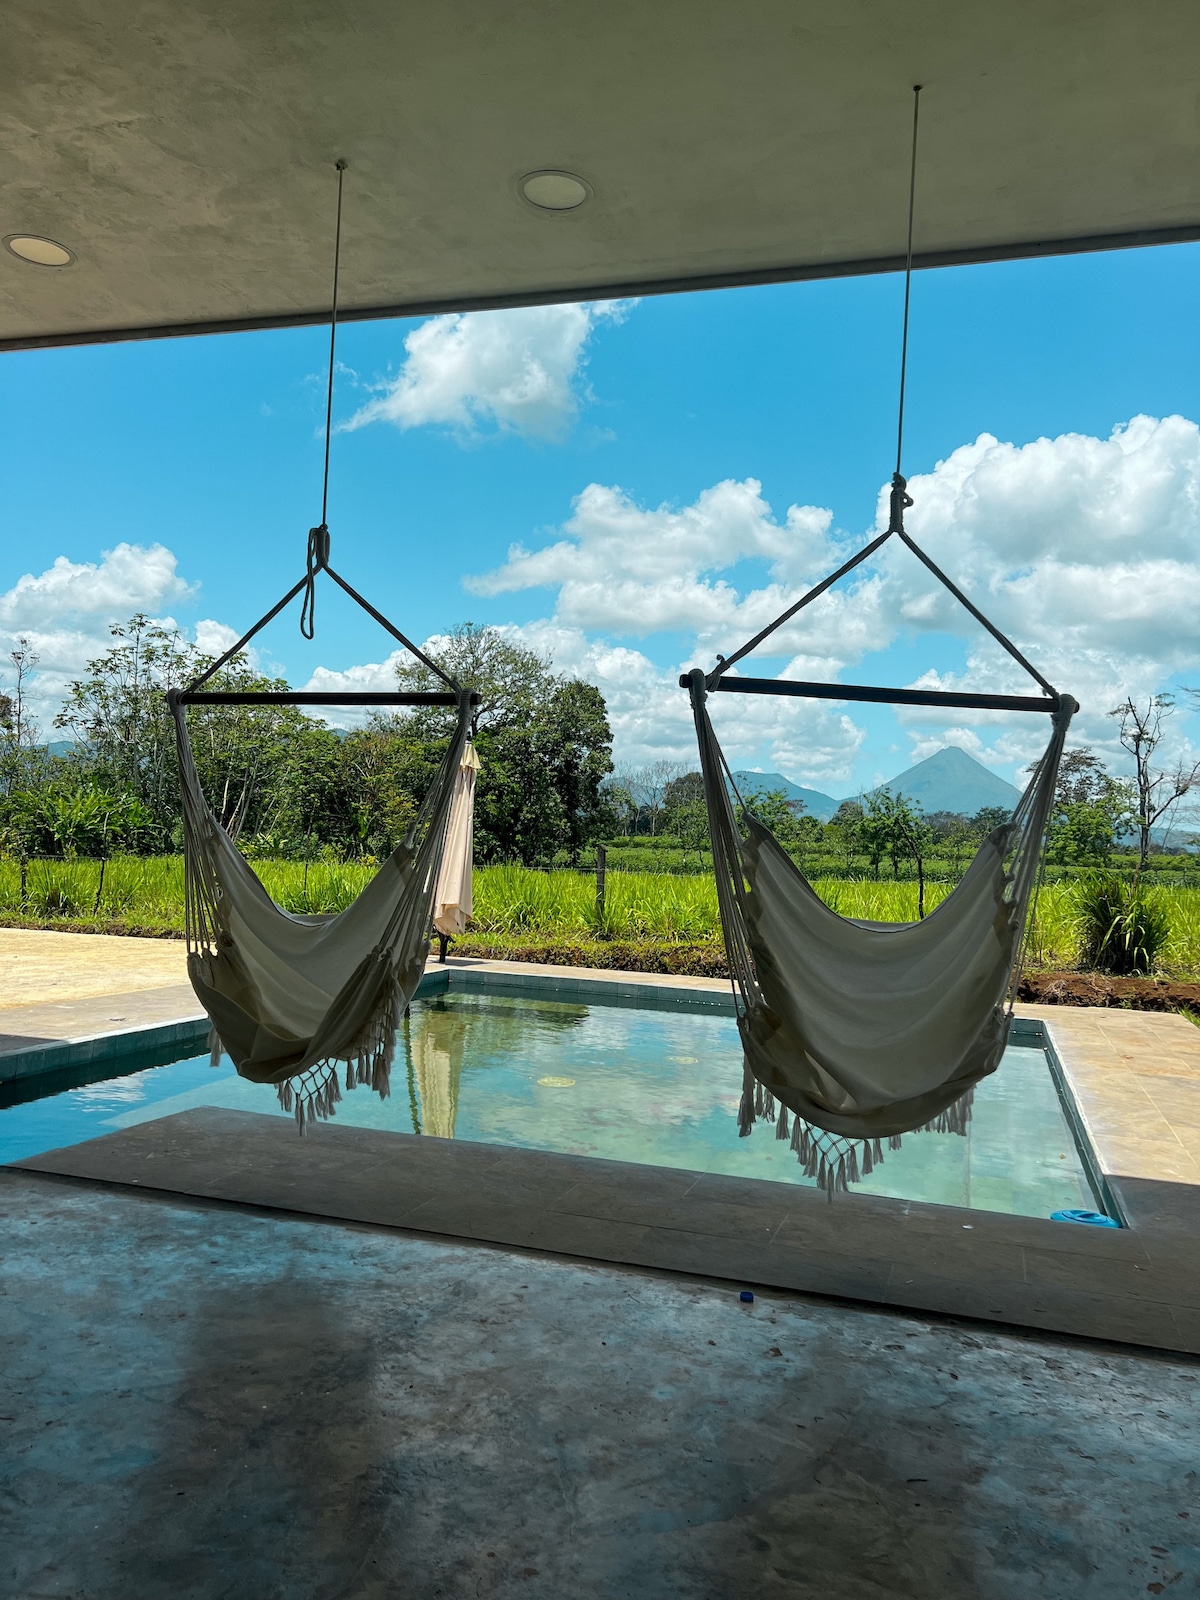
[{"x1": 0, "y1": 992, "x2": 1100, "y2": 1218}]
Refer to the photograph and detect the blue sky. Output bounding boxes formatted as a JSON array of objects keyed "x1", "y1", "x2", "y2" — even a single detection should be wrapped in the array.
[{"x1": 3, "y1": 240, "x2": 1200, "y2": 798}]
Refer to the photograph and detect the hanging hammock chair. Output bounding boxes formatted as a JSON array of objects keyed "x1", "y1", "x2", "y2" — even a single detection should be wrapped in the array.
[
  {"x1": 681, "y1": 87, "x2": 1078, "y2": 1193},
  {"x1": 166, "y1": 160, "x2": 481, "y2": 1130},
  {"x1": 167, "y1": 543, "x2": 480, "y2": 1130},
  {"x1": 683, "y1": 471, "x2": 1077, "y2": 1195}
]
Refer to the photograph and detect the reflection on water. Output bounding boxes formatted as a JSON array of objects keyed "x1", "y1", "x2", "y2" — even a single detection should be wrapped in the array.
[
  {"x1": 403, "y1": 995, "x2": 586, "y2": 1138},
  {"x1": 0, "y1": 990, "x2": 1100, "y2": 1219},
  {"x1": 407, "y1": 1010, "x2": 461, "y2": 1138}
]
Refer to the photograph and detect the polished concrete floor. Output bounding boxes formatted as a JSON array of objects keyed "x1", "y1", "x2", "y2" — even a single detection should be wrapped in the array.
[{"x1": 3, "y1": 1171, "x2": 1198, "y2": 1599}]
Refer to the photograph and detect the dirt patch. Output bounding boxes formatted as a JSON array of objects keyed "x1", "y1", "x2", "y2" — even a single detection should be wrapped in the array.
[
  {"x1": 1017, "y1": 970, "x2": 1200, "y2": 1013},
  {"x1": 449, "y1": 937, "x2": 730, "y2": 978}
]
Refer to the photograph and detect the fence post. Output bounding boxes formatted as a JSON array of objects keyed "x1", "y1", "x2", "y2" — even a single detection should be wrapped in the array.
[{"x1": 595, "y1": 844, "x2": 607, "y2": 927}]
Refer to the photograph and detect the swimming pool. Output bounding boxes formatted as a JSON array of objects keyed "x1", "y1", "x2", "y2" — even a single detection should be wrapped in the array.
[{"x1": 1, "y1": 985, "x2": 1104, "y2": 1219}]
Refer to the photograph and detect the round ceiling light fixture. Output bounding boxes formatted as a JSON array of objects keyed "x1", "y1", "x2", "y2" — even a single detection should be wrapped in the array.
[
  {"x1": 4, "y1": 234, "x2": 75, "y2": 267},
  {"x1": 519, "y1": 170, "x2": 590, "y2": 212}
]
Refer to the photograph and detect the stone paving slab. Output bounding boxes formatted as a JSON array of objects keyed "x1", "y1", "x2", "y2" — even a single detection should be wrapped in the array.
[
  {"x1": 0, "y1": 984, "x2": 205, "y2": 1061},
  {"x1": 0, "y1": 926, "x2": 188, "y2": 1008},
  {"x1": 18, "y1": 1105, "x2": 1200, "y2": 1356},
  {"x1": 1024, "y1": 1004, "x2": 1200, "y2": 1216}
]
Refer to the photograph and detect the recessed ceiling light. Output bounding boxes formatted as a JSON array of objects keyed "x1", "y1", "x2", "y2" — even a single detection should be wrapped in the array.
[
  {"x1": 9, "y1": 234, "x2": 74, "y2": 266},
  {"x1": 4, "y1": 234, "x2": 75, "y2": 267},
  {"x1": 519, "y1": 171, "x2": 590, "y2": 212}
]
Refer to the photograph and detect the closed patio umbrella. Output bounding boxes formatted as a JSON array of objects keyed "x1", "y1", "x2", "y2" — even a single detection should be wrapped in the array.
[{"x1": 432, "y1": 742, "x2": 481, "y2": 939}]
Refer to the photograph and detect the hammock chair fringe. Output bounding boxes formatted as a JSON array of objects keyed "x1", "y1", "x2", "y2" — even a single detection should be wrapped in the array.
[{"x1": 734, "y1": 1073, "x2": 976, "y2": 1198}]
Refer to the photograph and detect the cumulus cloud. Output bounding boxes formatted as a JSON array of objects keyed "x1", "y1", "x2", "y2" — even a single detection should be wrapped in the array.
[
  {"x1": 877, "y1": 414, "x2": 1200, "y2": 763},
  {"x1": 470, "y1": 477, "x2": 884, "y2": 670},
  {"x1": 0, "y1": 543, "x2": 191, "y2": 632},
  {"x1": 339, "y1": 302, "x2": 634, "y2": 441},
  {"x1": 464, "y1": 415, "x2": 1200, "y2": 778},
  {"x1": 192, "y1": 618, "x2": 244, "y2": 658},
  {"x1": 0, "y1": 544, "x2": 196, "y2": 727},
  {"x1": 492, "y1": 620, "x2": 865, "y2": 780},
  {"x1": 292, "y1": 652, "x2": 413, "y2": 728}
]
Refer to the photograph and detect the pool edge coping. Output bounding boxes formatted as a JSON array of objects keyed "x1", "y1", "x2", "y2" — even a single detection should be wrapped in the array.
[
  {"x1": 8, "y1": 958, "x2": 1200, "y2": 1356},
  {"x1": 7, "y1": 955, "x2": 1199, "y2": 1241}
]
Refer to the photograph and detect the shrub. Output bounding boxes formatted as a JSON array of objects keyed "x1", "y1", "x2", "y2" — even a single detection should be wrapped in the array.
[{"x1": 1075, "y1": 872, "x2": 1170, "y2": 975}]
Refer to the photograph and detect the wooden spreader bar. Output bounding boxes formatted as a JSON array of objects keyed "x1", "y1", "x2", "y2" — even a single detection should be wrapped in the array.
[
  {"x1": 682, "y1": 675, "x2": 1062, "y2": 714},
  {"x1": 175, "y1": 691, "x2": 479, "y2": 708}
]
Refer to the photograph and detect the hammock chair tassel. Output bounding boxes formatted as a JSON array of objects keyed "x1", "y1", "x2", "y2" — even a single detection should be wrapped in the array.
[{"x1": 738, "y1": 1064, "x2": 755, "y2": 1138}]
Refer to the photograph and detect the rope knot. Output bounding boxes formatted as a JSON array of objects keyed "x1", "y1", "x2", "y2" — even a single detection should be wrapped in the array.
[
  {"x1": 300, "y1": 523, "x2": 330, "y2": 639},
  {"x1": 887, "y1": 472, "x2": 913, "y2": 534}
]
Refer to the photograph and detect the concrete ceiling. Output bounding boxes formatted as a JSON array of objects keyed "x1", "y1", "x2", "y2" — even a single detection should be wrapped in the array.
[{"x1": 3, "y1": 0, "x2": 1198, "y2": 351}]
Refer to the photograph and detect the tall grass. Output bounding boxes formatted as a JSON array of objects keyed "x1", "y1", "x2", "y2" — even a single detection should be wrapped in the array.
[
  {"x1": 2, "y1": 853, "x2": 1199, "y2": 975},
  {"x1": 471, "y1": 865, "x2": 720, "y2": 940}
]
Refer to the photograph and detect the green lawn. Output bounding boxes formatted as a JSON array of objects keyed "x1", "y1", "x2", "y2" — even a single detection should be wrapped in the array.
[{"x1": 3, "y1": 853, "x2": 1200, "y2": 977}]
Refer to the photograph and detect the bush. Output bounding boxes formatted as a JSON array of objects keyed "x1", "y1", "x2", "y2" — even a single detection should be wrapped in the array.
[{"x1": 1075, "y1": 872, "x2": 1171, "y2": 975}]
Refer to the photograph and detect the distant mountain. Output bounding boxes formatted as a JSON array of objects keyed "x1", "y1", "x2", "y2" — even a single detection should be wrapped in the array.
[
  {"x1": 869, "y1": 746, "x2": 1022, "y2": 818},
  {"x1": 731, "y1": 771, "x2": 840, "y2": 822}
]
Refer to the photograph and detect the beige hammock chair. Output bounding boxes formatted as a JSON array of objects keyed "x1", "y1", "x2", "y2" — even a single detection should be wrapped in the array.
[
  {"x1": 170, "y1": 663, "x2": 475, "y2": 1130},
  {"x1": 167, "y1": 160, "x2": 481, "y2": 1129},
  {"x1": 684, "y1": 472, "x2": 1076, "y2": 1194},
  {"x1": 683, "y1": 90, "x2": 1077, "y2": 1193}
]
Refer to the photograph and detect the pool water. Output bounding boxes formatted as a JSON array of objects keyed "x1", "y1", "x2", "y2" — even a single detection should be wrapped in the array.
[{"x1": 0, "y1": 991, "x2": 1101, "y2": 1218}]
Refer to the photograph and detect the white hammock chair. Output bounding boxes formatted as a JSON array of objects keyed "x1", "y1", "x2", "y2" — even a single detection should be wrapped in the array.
[
  {"x1": 170, "y1": 676, "x2": 474, "y2": 1130},
  {"x1": 166, "y1": 160, "x2": 482, "y2": 1129},
  {"x1": 685, "y1": 472, "x2": 1077, "y2": 1194}
]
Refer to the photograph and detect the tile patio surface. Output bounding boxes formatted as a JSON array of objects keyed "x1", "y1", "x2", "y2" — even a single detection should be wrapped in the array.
[{"x1": 0, "y1": 927, "x2": 198, "y2": 1060}]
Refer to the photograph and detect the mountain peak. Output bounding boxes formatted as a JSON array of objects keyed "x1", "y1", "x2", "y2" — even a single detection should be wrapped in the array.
[
  {"x1": 872, "y1": 745, "x2": 1022, "y2": 816},
  {"x1": 730, "y1": 770, "x2": 839, "y2": 821}
]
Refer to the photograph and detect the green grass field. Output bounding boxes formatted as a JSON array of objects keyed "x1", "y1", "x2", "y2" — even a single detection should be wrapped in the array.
[{"x1": 3, "y1": 853, "x2": 1200, "y2": 976}]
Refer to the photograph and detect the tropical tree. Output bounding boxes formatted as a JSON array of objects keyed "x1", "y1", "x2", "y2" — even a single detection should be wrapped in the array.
[
  {"x1": 389, "y1": 624, "x2": 614, "y2": 864},
  {"x1": 826, "y1": 800, "x2": 864, "y2": 875},
  {"x1": 745, "y1": 787, "x2": 806, "y2": 849},
  {"x1": 54, "y1": 615, "x2": 191, "y2": 833},
  {"x1": 662, "y1": 771, "x2": 708, "y2": 860},
  {"x1": 0, "y1": 637, "x2": 46, "y2": 795},
  {"x1": 55, "y1": 615, "x2": 327, "y2": 847},
  {"x1": 1110, "y1": 696, "x2": 1200, "y2": 867},
  {"x1": 1045, "y1": 746, "x2": 1135, "y2": 867},
  {"x1": 926, "y1": 810, "x2": 974, "y2": 875},
  {"x1": 862, "y1": 789, "x2": 934, "y2": 910},
  {"x1": 599, "y1": 774, "x2": 638, "y2": 837}
]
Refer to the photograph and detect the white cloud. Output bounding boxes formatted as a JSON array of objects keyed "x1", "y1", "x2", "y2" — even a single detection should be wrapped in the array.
[
  {"x1": 192, "y1": 618, "x2": 243, "y2": 658},
  {"x1": 469, "y1": 477, "x2": 883, "y2": 668},
  {"x1": 0, "y1": 544, "x2": 196, "y2": 728},
  {"x1": 877, "y1": 415, "x2": 1200, "y2": 763},
  {"x1": 339, "y1": 302, "x2": 634, "y2": 441},
  {"x1": 294, "y1": 651, "x2": 412, "y2": 728},
  {"x1": 0, "y1": 543, "x2": 190, "y2": 632},
  {"x1": 463, "y1": 415, "x2": 1200, "y2": 779},
  {"x1": 497, "y1": 621, "x2": 865, "y2": 781}
]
